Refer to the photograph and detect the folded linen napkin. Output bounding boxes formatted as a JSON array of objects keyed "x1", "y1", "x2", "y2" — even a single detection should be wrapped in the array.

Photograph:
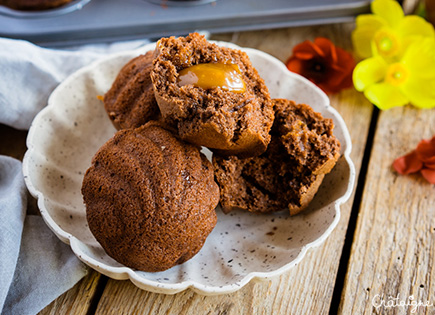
[
  {"x1": 0, "y1": 37, "x2": 150, "y2": 315},
  {"x1": 0, "y1": 37, "x2": 149, "y2": 130},
  {"x1": 0, "y1": 156, "x2": 88, "y2": 315}
]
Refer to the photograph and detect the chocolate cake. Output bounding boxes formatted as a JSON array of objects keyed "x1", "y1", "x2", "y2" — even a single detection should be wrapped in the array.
[
  {"x1": 0, "y1": 0, "x2": 73, "y2": 10},
  {"x1": 273, "y1": 99, "x2": 341, "y2": 175},
  {"x1": 103, "y1": 51, "x2": 160, "y2": 130},
  {"x1": 213, "y1": 99, "x2": 341, "y2": 215},
  {"x1": 82, "y1": 122, "x2": 219, "y2": 272},
  {"x1": 151, "y1": 32, "x2": 274, "y2": 157}
]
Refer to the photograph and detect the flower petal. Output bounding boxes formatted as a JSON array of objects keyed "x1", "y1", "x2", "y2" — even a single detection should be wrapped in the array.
[
  {"x1": 352, "y1": 15, "x2": 387, "y2": 58},
  {"x1": 314, "y1": 37, "x2": 335, "y2": 61},
  {"x1": 396, "y1": 15, "x2": 435, "y2": 39},
  {"x1": 286, "y1": 56, "x2": 305, "y2": 74},
  {"x1": 400, "y1": 39, "x2": 435, "y2": 108},
  {"x1": 287, "y1": 37, "x2": 355, "y2": 94},
  {"x1": 324, "y1": 45, "x2": 355, "y2": 81},
  {"x1": 355, "y1": 14, "x2": 387, "y2": 29},
  {"x1": 364, "y1": 82, "x2": 409, "y2": 110},
  {"x1": 416, "y1": 137, "x2": 435, "y2": 162},
  {"x1": 400, "y1": 77, "x2": 435, "y2": 109},
  {"x1": 371, "y1": 0, "x2": 404, "y2": 28},
  {"x1": 292, "y1": 41, "x2": 319, "y2": 60},
  {"x1": 424, "y1": 160, "x2": 435, "y2": 170},
  {"x1": 421, "y1": 168, "x2": 435, "y2": 184},
  {"x1": 393, "y1": 150, "x2": 423, "y2": 175},
  {"x1": 353, "y1": 56, "x2": 387, "y2": 91},
  {"x1": 402, "y1": 38, "x2": 435, "y2": 78}
]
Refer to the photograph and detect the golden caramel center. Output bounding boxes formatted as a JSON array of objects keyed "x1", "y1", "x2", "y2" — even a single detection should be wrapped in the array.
[{"x1": 177, "y1": 63, "x2": 246, "y2": 93}]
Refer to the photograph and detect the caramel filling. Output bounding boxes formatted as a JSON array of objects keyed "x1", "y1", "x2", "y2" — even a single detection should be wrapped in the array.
[{"x1": 177, "y1": 63, "x2": 246, "y2": 93}]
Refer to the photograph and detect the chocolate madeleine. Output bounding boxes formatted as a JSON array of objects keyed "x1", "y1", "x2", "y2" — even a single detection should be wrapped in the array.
[
  {"x1": 103, "y1": 51, "x2": 160, "y2": 130},
  {"x1": 82, "y1": 122, "x2": 219, "y2": 272},
  {"x1": 151, "y1": 32, "x2": 274, "y2": 157},
  {"x1": 213, "y1": 99, "x2": 340, "y2": 215}
]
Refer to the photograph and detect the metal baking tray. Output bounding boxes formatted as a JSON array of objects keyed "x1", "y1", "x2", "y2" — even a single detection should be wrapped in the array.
[{"x1": 0, "y1": 0, "x2": 370, "y2": 46}]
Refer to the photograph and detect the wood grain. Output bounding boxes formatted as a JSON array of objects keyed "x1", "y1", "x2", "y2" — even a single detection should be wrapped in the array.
[
  {"x1": 339, "y1": 106, "x2": 435, "y2": 314},
  {"x1": 38, "y1": 270, "x2": 103, "y2": 315},
  {"x1": 0, "y1": 123, "x2": 27, "y2": 160},
  {"x1": 8, "y1": 19, "x2": 433, "y2": 315},
  {"x1": 93, "y1": 24, "x2": 374, "y2": 314}
]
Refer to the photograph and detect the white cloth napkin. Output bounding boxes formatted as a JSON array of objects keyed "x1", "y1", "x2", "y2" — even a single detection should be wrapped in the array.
[
  {"x1": 0, "y1": 37, "x2": 150, "y2": 315},
  {"x1": 0, "y1": 156, "x2": 87, "y2": 315},
  {"x1": 0, "y1": 37, "x2": 149, "y2": 130}
]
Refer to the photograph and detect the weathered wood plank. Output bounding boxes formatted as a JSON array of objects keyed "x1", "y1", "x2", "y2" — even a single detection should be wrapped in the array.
[
  {"x1": 0, "y1": 123, "x2": 27, "y2": 160},
  {"x1": 38, "y1": 270, "x2": 103, "y2": 315},
  {"x1": 339, "y1": 106, "x2": 435, "y2": 314},
  {"x1": 94, "y1": 23, "x2": 374, "y2": 314}
]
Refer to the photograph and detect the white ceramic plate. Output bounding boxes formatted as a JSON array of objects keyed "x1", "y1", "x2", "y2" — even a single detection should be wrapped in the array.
[{"x1": 23, "y1": 41, "x2": 355, "y2": 295}]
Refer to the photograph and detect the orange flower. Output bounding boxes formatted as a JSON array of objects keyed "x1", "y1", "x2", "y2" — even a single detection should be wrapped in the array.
[
  {"x1": 393, "y1": 135, "x2": 435, "y2": 184},
  {"x1": 285, "y1": 37, "x2": 356, "y2": 94}
]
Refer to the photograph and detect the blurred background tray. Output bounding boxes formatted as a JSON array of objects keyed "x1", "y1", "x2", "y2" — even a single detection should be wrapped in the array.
[{"x1": 0, "y1": 0, "x2": 370, "y2": 46}]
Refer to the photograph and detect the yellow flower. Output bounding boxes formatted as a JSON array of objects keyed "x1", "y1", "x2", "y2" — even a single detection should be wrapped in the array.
[
  {"x1": 353, "y1": 38, "x2": 435, "y2": 109},
  {"x1": 352, "y1": 0, "x2": 435, "y2": 60}
]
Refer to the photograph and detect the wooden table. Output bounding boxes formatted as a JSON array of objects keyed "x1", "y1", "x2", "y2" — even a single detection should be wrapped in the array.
[{"x1": 2, "y1": 22, "x2": 434, "y2": 315}]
